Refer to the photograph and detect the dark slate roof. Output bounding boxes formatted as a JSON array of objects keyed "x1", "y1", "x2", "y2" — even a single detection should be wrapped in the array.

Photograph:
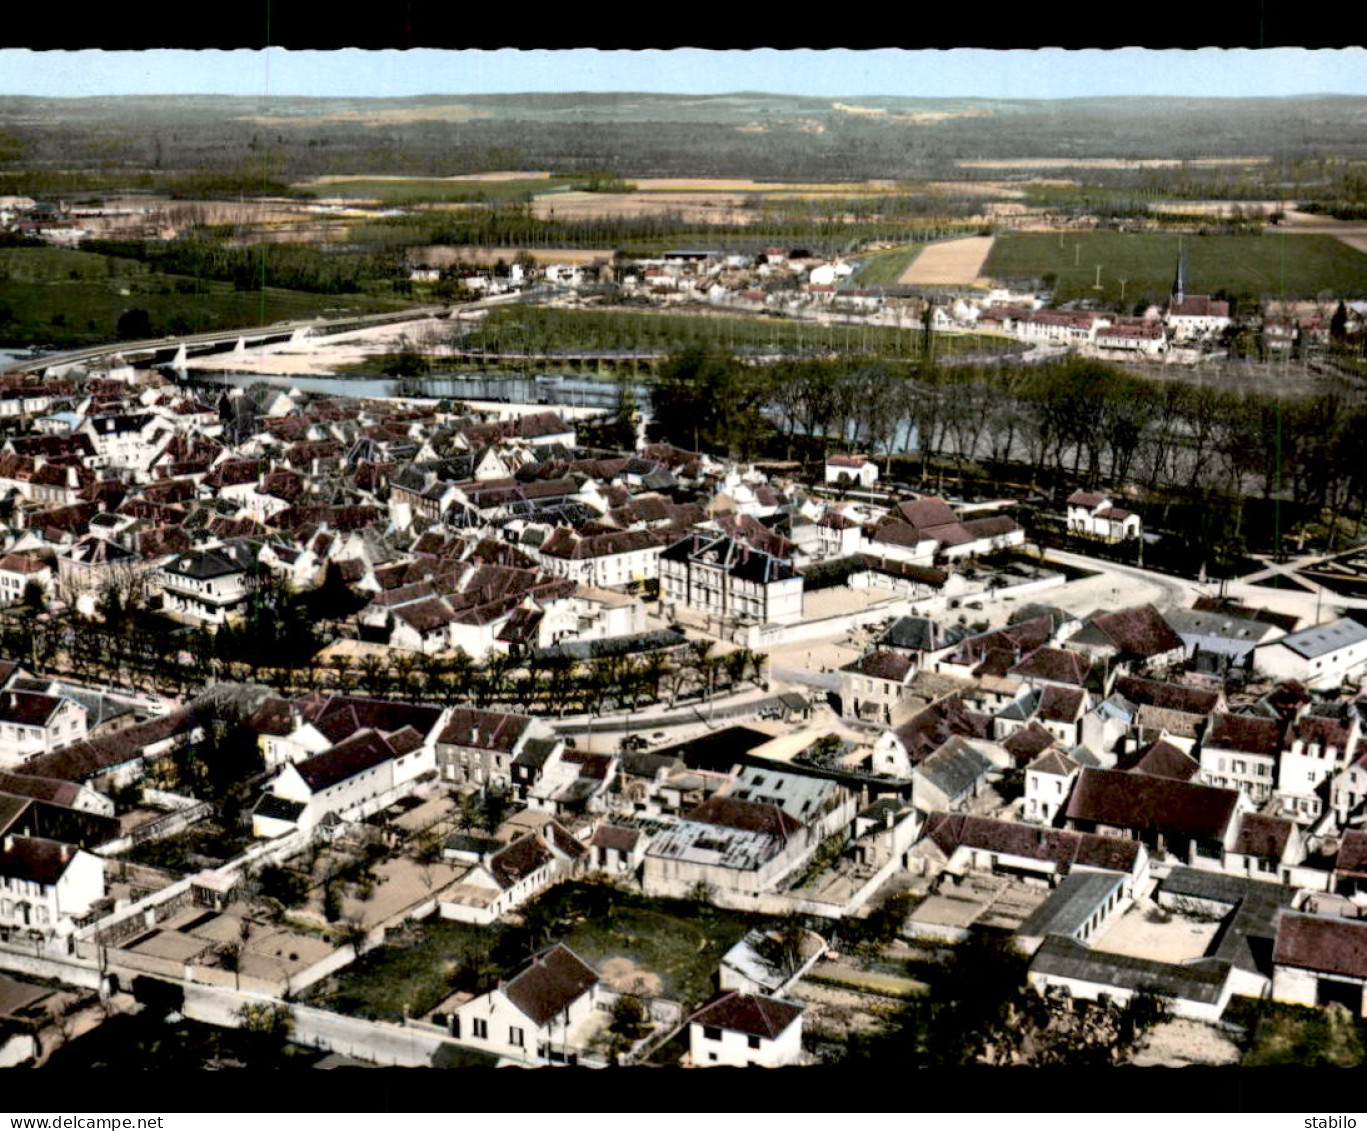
[
  {"x1": 1065, "y1": 768, "x2": 1240, "y2": 841},
  {"x1": 513, "y1": 738, "x2": 559, "y2": 771},
  {"x1": 503, "y1": 944, "x2": 599, "y2": 1027},
  {"x1": 0, "y1": 691, "x2": 65, "y2": 728},
  {"x1": 253, "y1": 794, "x2": 305, "y2": 822},
  {"x1": 1030, "y1": 936, "x2": 1230, "y2": 1005},
  {"x1": 915, "y1": 737, "x2": 996, "y2": 801},
  {"x1": 689, "y1": 990, "x2": 802, "y2": 1038},
  {"x1": 879, "y1": 616, "x2": 939, "y2": 653},
  {"x1": 1018, "y1": 870, "x2": 1127, "y2": 940}
]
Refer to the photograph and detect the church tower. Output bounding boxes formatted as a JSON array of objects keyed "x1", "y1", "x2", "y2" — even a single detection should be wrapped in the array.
[{"x1": 1171, "y1": 239, "x2": 1187, "y2": 306}]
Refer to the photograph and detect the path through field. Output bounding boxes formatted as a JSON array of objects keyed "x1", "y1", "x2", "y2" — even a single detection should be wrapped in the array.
[{"x1": 898, "y1": 235, "x2": 996, "y2": 286}]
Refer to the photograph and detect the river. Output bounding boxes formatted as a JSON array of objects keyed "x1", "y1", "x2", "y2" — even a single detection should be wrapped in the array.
[{"x1": 184, "y1": 369, "x2": 648, "y2": 412}]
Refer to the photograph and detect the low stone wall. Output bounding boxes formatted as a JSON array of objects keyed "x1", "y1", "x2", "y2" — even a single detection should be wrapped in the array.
[
  {"x1": 0, "y1": 943, "x2": 104, "y2": 990},
  {"x1": 747, "y1": 597, "x2": 912, "y2": 650}
]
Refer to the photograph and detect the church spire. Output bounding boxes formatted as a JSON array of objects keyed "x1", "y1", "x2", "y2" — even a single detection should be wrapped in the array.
[{"x1": 1172, "y1": 238, "x2": 1186, "y2": 306}]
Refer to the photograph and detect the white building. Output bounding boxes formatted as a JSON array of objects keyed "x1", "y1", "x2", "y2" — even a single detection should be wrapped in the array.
[
  {"x1": 659, "y1": 531, "x2": 803, "y2": 626},
  {"x1": 688, "y1": 991, "x2": 804, "y2": 1067},
  {"x1": 159, "y1": 543, "x2": 258, "y2": 625},
  {"x1": 0, "y1": 836, "x2": 104, "y2": 938},
  {"x1": 1166, "y1": 295, "x2": 1232, "y2": 342},
  {"x1": 824, "y1": 455, "x2": 879, "y2": 488},
  {"x1": 450, "y1": 943, "x2": 602, "y2": 1065},
  {"x1": 262, "y1": 727, "x2": 431, "y2": 832},
  {"x1": 1024, "y1": 747, "x2": 1080, "y2": 825},
  {"x1": 1065, "y1": 491, "x2": 1142, "y2": 542},
  {"x1": 1255, "y1": 618, "x2": 1367, "y2": 691},
  {"x1": 0, "y1": 692, "x2": 87, "y2": 766}
]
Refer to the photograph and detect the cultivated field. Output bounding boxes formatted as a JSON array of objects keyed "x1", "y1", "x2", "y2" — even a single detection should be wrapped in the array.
[
  {"x1": 958, "y1": 157, "x2": 1273, "y2": 170},
  {"x1": 408, "y1": 245, "x2": 614, "y2": 267},
  {"x1": 308, "y1": 171, "x2": 554, "y2": 183},
  {"x1": 631, "y1": 177, "x2": 901, "y2": 193},
  {"x1": 530, "y1": 190, "x2": 756, "y2": 225},
  {"x1": 984, "y1": 231, "x2": 1367, "y2": 305},
  {"x1": 297, "y1": 177, "x2": 570, "y2": 206},
  {"x1": 899, "y1": 235, "x2": 996, "y2": 286}
]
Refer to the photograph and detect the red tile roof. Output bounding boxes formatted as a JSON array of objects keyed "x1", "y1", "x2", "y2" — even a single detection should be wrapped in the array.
[
  {"x1": 1231, "y1": 814, "x2": 1293, "y2": 861},
  {"x1": 1205, "y1": 712, "x2": 1283, "y2": 757},
  {"x1": 503, "y1": 944, "x2": 598, "y2": 1027},
  {"x1": 1274, "y1": 912, "x2": 1367, "y2": 981},
  {"x1": 1065, "y1": 768, "x2": 1239, "y2": 841},
  {"x1": 923, "y1": 812, "x2": 1142, "y2": 874},
  {"x1": 690, "y1": 990, "x2": 802, "y2": 1039}
]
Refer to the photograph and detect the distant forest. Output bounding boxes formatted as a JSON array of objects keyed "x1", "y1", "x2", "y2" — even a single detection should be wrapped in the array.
[{"x1": 0, "y1": 93, "x2": 1365, "y2": 184}]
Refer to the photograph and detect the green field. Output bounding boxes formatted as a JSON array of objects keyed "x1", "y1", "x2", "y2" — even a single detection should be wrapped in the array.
[
  {"x1": 850, "y1": 245, "x2": 925, "y2": 287},
  {"x1": 298, "y1": 176, "x2": 577, "y2": 205},
  {"x1": 0, "y1": 246, "x2": 405, "y2": 348},
  {"x1": 984, "y1": 231, "x2": 1367, "y2": 307}
]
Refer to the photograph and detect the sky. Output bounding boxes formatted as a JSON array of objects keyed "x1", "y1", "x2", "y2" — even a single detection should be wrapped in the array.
[{"x1": 0, "y1": 48, "x2": 1363, "y2": 100}]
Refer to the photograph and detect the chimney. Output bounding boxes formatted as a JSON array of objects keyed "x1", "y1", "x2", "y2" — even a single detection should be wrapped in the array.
[{"x1": 471, "y1": 727, "x2": 480, "y2": 746}]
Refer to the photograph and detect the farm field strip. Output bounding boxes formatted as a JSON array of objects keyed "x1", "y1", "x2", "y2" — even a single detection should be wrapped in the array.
[{"x1": 899, "y1": 235, "x2": 996, "y2": 286}]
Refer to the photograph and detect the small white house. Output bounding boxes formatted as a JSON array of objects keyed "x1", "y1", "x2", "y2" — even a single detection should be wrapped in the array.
[
  {"x1": 1065, "y1": 491, "x2": 1142, "y2": 542},
  {"x1": 0, "y1": 836, "x2": 105, "y2": 938},
  {"x1": 0, "y1": 692, "x2": 87, "y2": 766},
  {"x1": 688, "y1": 990, "x2": 804, "y2": 1067},
  {"x1": 824, "y1": 455, "x2": 879, "y2": 489},
  {"x1": 1024, "y1": 747, "x2": 1080, "y2": 825},
  {"x1": 450, "y1": 943, "x2": 601, "y2": 1065}
]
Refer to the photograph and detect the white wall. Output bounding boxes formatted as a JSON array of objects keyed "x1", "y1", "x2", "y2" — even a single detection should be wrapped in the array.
[{"x1": 689, "y1": 1013, "x2": 802, "y2": 1067}]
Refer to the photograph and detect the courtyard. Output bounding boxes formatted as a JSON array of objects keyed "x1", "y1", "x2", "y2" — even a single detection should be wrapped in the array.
[{"x1": 1091, "y1": 901, "x2": 1223, "y2": 964}]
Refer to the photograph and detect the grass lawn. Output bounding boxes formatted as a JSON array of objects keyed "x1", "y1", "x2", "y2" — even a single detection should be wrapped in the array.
[
  {"x1": 0, "y1": 247, "x2": 406, "y2": 349},
  {"x1": 850, "y1": 245, "x2": 925, "y2": 287},
  {"x1": 121, "y1": 823, "x2": 258, "y2": 874},
  {"x1": 1226, "y1": 996, "x2": 1366, "y2": 1067},
  {"x1": 304, "y1": 881, "x2": 768, "y2": 1023},
  {"x1": 984, "y1": 231, "x2": 1367, "y2": 307},
  {"x1": 303, "y1": 917, "x2": 498, "y2": 1022},
  {"x1": 549, "y1": 890, "x2": 761, "y2": 1008}
]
